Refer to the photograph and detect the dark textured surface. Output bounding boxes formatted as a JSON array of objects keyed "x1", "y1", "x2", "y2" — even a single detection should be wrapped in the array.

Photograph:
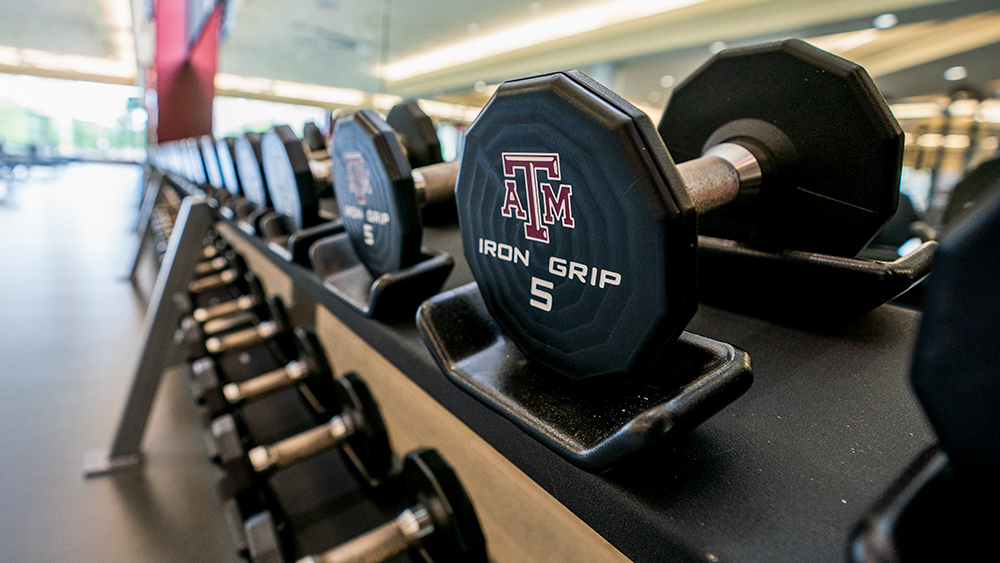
[
  {"x1": 0, "y1": 163, "x2": 241, "y2": 563},
  {"x1": 229, "y1": 218, "x2": 936, "y2": 563}
]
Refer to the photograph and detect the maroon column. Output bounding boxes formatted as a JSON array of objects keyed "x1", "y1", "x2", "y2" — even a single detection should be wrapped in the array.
[{"x1": 154, "y1": 1, "x2": 221, "y2": 142}]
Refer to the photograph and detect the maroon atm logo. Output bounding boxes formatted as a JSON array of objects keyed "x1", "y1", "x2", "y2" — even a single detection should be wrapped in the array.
[
  {"x1": 344, "y1": 152, "x2": 372, "y2": 205},
  {"x1": 500, "y1": 153, "x2": 575, "y2": 244}
]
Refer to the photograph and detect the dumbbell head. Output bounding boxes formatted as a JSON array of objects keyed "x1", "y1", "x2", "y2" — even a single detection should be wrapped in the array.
[
  {"x1": 331, "y1": 110, "x2": 425, "y2": 278},
  {"x1": 911, "y1": 188, "x2": 1000, "y2": 497},
  {"x1": 199, "y1": 135, "x2": 225, "y2": 191},
  {"x1": 261, "y1": 124, "x2": 320, "y2": 232},
  {"x1": 386, "y1": 101, "x2": 444, "y2": 169},
  {"x1": 336, "y1": 371, "x2": 393, "y2": 487},
  {"x1": 298, "y1": 448, "x2": 486, "y2": 563},
  {"x1": 235, "y1": 132, "x2": 270, "y2": 209},
  {"x1": 404, "y1": 448, "x2": 486, "y2": 562},
  {"x1": 216, "y1": 137, "x2": 242, "y2": 196},
  {"x1": 303, "y1": 122, "x2": 326, "y2": 152},
  {"x1": 456, "y1": 69, "x2": 694, "y2": 380},
  {"x1": 659, "y1": 39, "x2": 902, "y2": 256},
  {"x1": 183, "y1": 137, "x2": 208, "y2": 184}
]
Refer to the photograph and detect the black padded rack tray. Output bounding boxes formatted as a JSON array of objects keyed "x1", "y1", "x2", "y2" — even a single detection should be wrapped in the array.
[{"x1": 196, "y1": 167, "x2": 933, "y2": 562}]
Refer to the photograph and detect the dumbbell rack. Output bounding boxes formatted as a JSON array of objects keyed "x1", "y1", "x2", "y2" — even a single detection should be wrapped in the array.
[{"x1": 91, "y1": 167, "x2": 936, "y2": 563}]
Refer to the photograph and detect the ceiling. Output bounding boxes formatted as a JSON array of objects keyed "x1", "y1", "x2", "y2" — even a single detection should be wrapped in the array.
[{"x1": 0, "y1": 0, "x2": 998, "y2": 117}]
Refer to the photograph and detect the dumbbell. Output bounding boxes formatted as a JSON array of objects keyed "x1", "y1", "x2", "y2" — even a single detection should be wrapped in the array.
[
  {"x1": 199, "y1": 135, "x2": 231, "y2": 203},
  {"x1": 216, "y1": 136, "x2": 244, "y2": 199},
  {"x1": 259, "y1": 124, "x2": 331, "y2": 233},
  {"x1": 453, "y1": 39, "x2": 902, "y2": 380},
  {"x1": 251, "y1": 448, "x2": 487, "y2": 563},
  {"x1": 386, "y1": 101, "x2": 445, "y2": 170},
  {"x1": 187, "y1": 252, "x2": 251, "y2": 296},
  {"x1": 213, "y1": 372, "x2": 393, "y2": 501},
  {"x1": 192, "y1": 327, "x2": 336, "y2": 420},
  {"x1": 188, "y1": 270, "x2": 269, "y2": 327},
  {"x1": 232, "y1": 132, "x2": 275, "y2": 232},
  {"x1": 850, "y1": 187, "x2": 1000, "y2": 561},
  {"x1": 304, "y1": 121, "x2": 334, "y2": 188},
  {"x1": 330, "y1": 110, "x2": 458, "y2": 277},
  {"x1": 186, "y1": 295, "x2": 292, "y2": 359},
  {"x1": 911, "y1": 187, "x2": 1000, "y2": 498},
  {"x1": 183, "y1": 137, "x2": 209, "y2": 186}
]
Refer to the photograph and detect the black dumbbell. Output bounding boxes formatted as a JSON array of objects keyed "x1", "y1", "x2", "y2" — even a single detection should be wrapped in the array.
[
  {"x1": 216, "y1": 136, "x2": 244, "y2": 200},
  {"x1": 386, "y1": 101, "x2": 445, "y2": 170},
  {"x1": 255, "y1": 448, "x2": 487, "y2": 563},
  {"x1": 187, "y1": 252, "x2": 251, "y2": 295},
  {"x1": 199, "y1": 135, "x2": 228, "y2": 199},
  {"x1": 232, "y1": 132, "x2": 275, "y2": 232},
  {"x1": 850, "y1": 187, "x2": 1000, "y2": 561},
  {"x1": 657, "y1": 40, "x2": 901, "y2": 256},
  {"x1": 212, "y1": 372, "x2": 393, "y2": 499},
  {"x1": 453, "y1": 39, "x2": 901, "y2": 381},
  {"x1": 192, "y1": 327, "x2": 336, "y2": 420},
  {"x1": 260, "y1": 124, "x2": 329, "y2": 233},
  {"x1": 330, "y1": 110, "x2": 458, "y2": 278},
  {"x1": 187, "y1": 278, "x2": 272, "y2": 342},
  {"x1": 186, "y1": 295, "x2": 292, "y2": 359},
  {"x1": 188, "y1": 269, "x2": 269, "y2": 326},
  {"x1": 911, "y1": 186, "x2": 1000, "y2": 497}
]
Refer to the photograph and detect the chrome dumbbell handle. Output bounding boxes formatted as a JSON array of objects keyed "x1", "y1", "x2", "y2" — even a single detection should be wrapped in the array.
[
  {"x1": 298, "y1": 506, "x2": 434, "y2": 563},
  {"x1": 205, "y1": 320, "x2": 277, "y2": 354},
  {"x1": 222, "y1": 359, "x2": 310, "y2": 403},
  {"x1": 193, "y1": 255, "x2": 230, "y2": 277},
  {"x1": 193, "y1": 294, "x2": 260, "y2": 322},
  {"x1": 247, "y1": 411, "x2": 356, "y2": 473},
  {"x1": 188, "y1": 268, "x2": 239, "y2": 293}
]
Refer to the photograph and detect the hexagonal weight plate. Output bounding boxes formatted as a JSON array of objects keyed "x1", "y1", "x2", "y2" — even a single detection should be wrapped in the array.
[
  {"x1": 387, "y1": 101, "x2": 443, "y2": 169},
  {"x1": 659, "y1": 39, "x2": 902, "y2": 257},
  {"x1": 456, "y1": 70, "x2": 696, "y2": 380},
  {"x1": 911, "y1": 187, "x2": 1000, "y2": 493},
  {"x1": 234, "y1": 132, "x2": 270, "y2": 208},
  {"x1": 261, "y1": 125, "x2": 319, "y2": 232},
  {"x1": 199, "y1": 135, "x2": 224, "y2": 190},
  {"x1": 331, "y1": 110, "x2": 424, "y2": 278},
  {"x1": 216, "y1": 137, "x2": 242, "y2": 195},
  {"x1": 404, "y1": 449, "x2": 487, "y2": 563}
]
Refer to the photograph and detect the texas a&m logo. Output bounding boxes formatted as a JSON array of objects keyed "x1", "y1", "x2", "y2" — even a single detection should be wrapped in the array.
[
  {"x1": 500, "y1": 153, "x2": 575, "y2": 244},
  {"x1": 344, "y1": 152, "x2": 372, "y2": 205}
]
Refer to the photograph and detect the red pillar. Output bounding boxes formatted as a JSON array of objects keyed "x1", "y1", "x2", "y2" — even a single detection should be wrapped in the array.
[{"x1": 154, "y1": 1, "x2": 221, "y2": 142}]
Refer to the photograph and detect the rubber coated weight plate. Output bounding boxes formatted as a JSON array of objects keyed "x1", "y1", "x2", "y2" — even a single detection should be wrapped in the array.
[
  {"x1": 185, "y1": 138, "x2": 207, "y2": 184},
  {"x1": 457, "y1": 71, "x2": 696, "y2": 381},
  {"x1": 235, "y1": 133, "x2": 270, "y2": 208},
  {"x1": 404, "y1": 449, "x2": 487, "y2": 563},
  {"x1": 261, "y1": 125, "x2": 319, "y2": 232},
  {"x1": 303, "y1": 122, "x2": 326, "y2": 152},
  {"x1": 659, "y1": 39, "x2": 902, "y2": 257},
  {"x1": 331, "y1": 110, "x2": 424, "y2": 278},
  {"x1": 293, "y1": 327, "x2": 337, "y2": 412},
  {"x1": 200, "y1": 135, "x2": 225, "y2": 190},
  {"x1": 336, "y1": 372, "x2": 393, "y2": 485},
  {"x1": 912, "y1": 188, "x2": 1000, "y2": 493},
  {"x1": 387, "y1": 101, "x2": 443, "y2": 169},
  {"x1": 216, "y1": 137, "x2": 242, "y2": 195}
]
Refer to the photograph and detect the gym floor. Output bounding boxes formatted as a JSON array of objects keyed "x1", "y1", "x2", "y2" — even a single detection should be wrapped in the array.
[{"x1": 0, "y1": 163, "x2": 240, "y2": 562}]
